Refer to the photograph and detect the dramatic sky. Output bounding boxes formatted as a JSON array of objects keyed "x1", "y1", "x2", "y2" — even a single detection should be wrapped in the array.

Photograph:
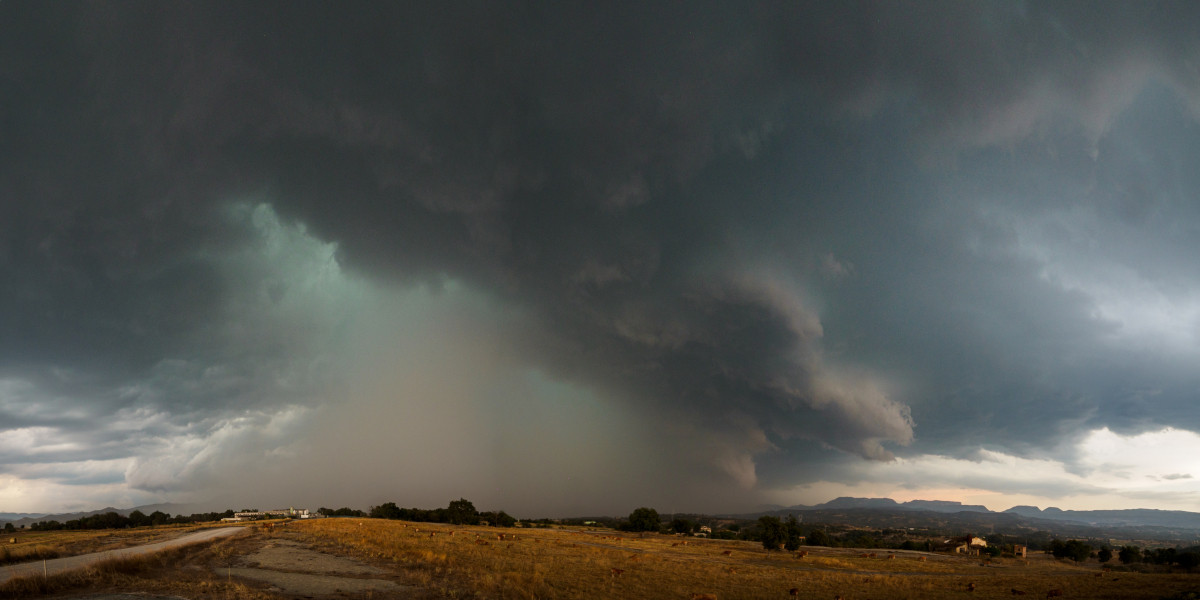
[{"x1": 4, "y1": 1, "x2": 1200, "y2": 517}]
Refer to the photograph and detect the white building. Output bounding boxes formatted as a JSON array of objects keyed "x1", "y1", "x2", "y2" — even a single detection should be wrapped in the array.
[{"x1": 234, "y1": 507, "x2": 310, "y2": 520}]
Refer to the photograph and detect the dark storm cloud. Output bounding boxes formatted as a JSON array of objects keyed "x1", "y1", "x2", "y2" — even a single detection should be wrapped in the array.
[{"x1": 3, "y1": 1, "x2": 1200, "y2": 506}]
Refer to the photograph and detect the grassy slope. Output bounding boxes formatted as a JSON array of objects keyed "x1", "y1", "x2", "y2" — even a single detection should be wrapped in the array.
[{"x1": 287, "y1": 518, "x2": 1200, "y2": 599}]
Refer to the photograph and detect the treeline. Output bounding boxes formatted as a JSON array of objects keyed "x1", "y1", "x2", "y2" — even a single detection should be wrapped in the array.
[
  {"x1": 1083, "y1": 543, "x2": 1200, "y2": 569},
  {"x1": 24, "y1": 509, "x2": 235, "y2": 532},
  {"x1": 317, "y1": 507, "x2": 368, "y2": 517},
  {"x1": 369, "y1": 499, "x2": 517, "y2": 527}
]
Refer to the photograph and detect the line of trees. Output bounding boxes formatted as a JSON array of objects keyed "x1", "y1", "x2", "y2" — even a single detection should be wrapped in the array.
[
  {"x1": 1107, "y1": 545, "x2": 1200, "y2": 568},
  {"x1": 25, "y1": 509, "x2": 236, "y2": 531},
  {"x1": 317, "y1": 507, "x2": 368, "y2": 517},
  {"x1": 368, "y1": 499, "x2": 517, "y2": 527}
]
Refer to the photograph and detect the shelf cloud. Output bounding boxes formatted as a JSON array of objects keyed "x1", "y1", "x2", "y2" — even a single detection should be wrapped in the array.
[{"x1": 3, "y1": 1, "x2": 1200, "y2": 514}]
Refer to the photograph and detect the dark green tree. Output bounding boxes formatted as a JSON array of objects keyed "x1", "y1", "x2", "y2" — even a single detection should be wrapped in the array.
[
  {"x1": 669, "y1": 518, "x2": 694, "y2": 535},
  {"x1": 3, "y1": 522, "x2": 13, "y2": 533},
  {"x1": 446, "y1": 499, "x2": 480, "y2": 525},
  {"x1": 1098, "y1": 546, "x2": 1113, "y2": 563},
  {"x1": 1064, "y1": 540, "x2": 1092, "y2": 562},
  {"x1": 148, "y1": 511, "x2": 169, "y2": 526},
  {"x1": 627, "y1": 508, "x2": 660, "y2": 532},
  {"x1": 758, "y1": 516, "x2": 784, "y2": 556},
  {"x1": 1178, "y1": 552, "x2": 1200, "y2": 570},
  {"x1": 783, "y1": 515, "x2": 803, "y2": 552},
  {"x1": 127, "y1": 510, "x2": 147, "y2": 527},
  {"x1": 808, "y1": 528, "x2": 831, "y2": 547},
  {"x1": 370, "y1": 502, "x2": 402, "y2": 520},
  {"x1": 1118, "y1": 545, "x2": 1141, "y2": 564}
]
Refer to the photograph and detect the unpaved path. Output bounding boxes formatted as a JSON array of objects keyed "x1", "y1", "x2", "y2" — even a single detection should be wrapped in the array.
[
  {"x1": 223, "y1": 538, "x2": 411, "y2": 596},
  {"x1": 246, "y1": 540, "x2": 382, "y2": 574},
  {"x1": 65, "y1": 594, "x2": 186, "y2": 600},
  {"x1": 226, "y1": 568, "x2": 406, "y2": 596},
  {"x1": 0, "y1": 527, "x2": 245, "y2": 584}
]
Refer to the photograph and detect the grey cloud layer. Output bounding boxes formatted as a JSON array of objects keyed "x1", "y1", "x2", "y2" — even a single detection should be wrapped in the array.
[{"x1": 2, "y1": 1, "x2": 1200, "y2": 507}]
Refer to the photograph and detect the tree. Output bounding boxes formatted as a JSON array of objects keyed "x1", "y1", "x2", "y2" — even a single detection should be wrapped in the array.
[
  {"x1": 758, "y1": 516, "x2": 784, "y2": 556},
  {"x1": 1118, "y1": 545, "x2": 1141, "y2": 564},
  {"x1": 446, "y1": 499, "x2": 480, "y2": 525},
  {"x1": 669, "y1": 519, "x2": 694, "y2": 535},
  {"x1": 984, "y1": 545, "x2": 1002, "y2": 558},
  {"x1": 149, "y1": 511, "x2": 170, "y2": 526},
  {"x1": 370, "y1": 502, "x2": 402, "y2": 520},
  {"x1": 627, "y1": 508, "x2": 660, "y2": 532},
  {"x1": 492, "y1": 510, "x2": 516, "y2": 528},
  {"x1": 808, "y1": 528, "x2": 831, "y2": 547},
  {"x1": 1178, "y1": 552, "x2": 1200, "y2": 570},
  {"x1": 127, "y1": 510, "x2": 147, "y2": 527},
  {"x1": 783, "y1": 515, "x2": 803, "y2": 552},
  {"x1": 3, "y1": 523, "x2": 13, "y2": 533},
  {"x1": 1063, "y1": 540, "x2": 1092, "y2": 562},
  {"x1": 1098, "y1": 547, "x2": 1113, "y2": 563}
]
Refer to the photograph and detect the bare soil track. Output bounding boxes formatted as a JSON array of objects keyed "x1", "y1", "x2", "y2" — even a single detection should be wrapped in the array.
[{"x1": 0, "y1": 527, "x2": 244, "y2": 584}]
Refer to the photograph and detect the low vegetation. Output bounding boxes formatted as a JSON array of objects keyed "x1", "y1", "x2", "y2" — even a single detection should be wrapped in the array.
[
  {"x1": 0, "y1": 523, "x2": 208, "y2": 567},
  {"x1": 283, "y1": 517, "x2": 1200, "y2": 599},
  {"x1": 0, "y1": 530, "x2": 271, "y2": 600}
]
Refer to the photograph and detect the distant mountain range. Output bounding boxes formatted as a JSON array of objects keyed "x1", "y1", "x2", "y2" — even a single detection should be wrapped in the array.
[
  {"x1": 0, "y1": 512, "x2": 48, "y2": 522},
  {"x1": 2, "y1": 502, "x2": 217, "y2": 529},
  {"x1": 734, "y1": 497, "x2": 1200, "y2": 531}
]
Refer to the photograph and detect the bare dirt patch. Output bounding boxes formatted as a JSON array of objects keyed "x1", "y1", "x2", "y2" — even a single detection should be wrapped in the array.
[
  {"x1": 63, "y1": 595, "x2": 187, "y2": 600},
  {"x1": 242, "y1": 541, "x2": 382, "y2": 575},
  {"x1": 226, "y1": 568, "x2": 407, "y2": 596},
  {"x1": 226, "y1": 538, "x2": 410, "y2": 597}
]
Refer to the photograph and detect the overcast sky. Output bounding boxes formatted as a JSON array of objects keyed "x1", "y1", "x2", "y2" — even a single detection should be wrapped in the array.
[{"x1": 4, "y1": 1, "x2": 1200, "y2": 517}]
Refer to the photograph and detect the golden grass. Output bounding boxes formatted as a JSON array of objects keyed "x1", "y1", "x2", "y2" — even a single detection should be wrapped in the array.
[
  {"x1": 1, "y1": 522, "x2": 209, "y2": 566},
  {"x1": 287, "y1": 519, "x2": 1200, "y2": 599},
  {"x1": 0, "y1": 531, "x2": 273, "y2": 600}
]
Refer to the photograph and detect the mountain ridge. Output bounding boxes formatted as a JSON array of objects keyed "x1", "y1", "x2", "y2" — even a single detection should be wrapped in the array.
[
  {"x1": 2, "y1": 502, "x2": 221, "y2": 529},
  {"x1": 734, "y1": 497, "x2": 1200, "y2": 530}
]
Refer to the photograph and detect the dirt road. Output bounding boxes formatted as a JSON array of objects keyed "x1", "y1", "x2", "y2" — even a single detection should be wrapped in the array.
[{"x1": 0, "y1": 526, "x2": 246, "y2": 584}]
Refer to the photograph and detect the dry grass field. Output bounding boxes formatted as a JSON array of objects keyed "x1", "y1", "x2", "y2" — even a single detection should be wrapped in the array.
[
  {"x1": 1, "y1": 519, "x2": 1196, "y2": 600},
  {"x1": 281, "y1": 518, "x2": 1200, "y2": 600},
  {"x1": 0, "y1": 523, "x2": 208, "y2": 566},
  {"x1": 0, "y1": 527, "x2": 275, "y2": 600}
]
